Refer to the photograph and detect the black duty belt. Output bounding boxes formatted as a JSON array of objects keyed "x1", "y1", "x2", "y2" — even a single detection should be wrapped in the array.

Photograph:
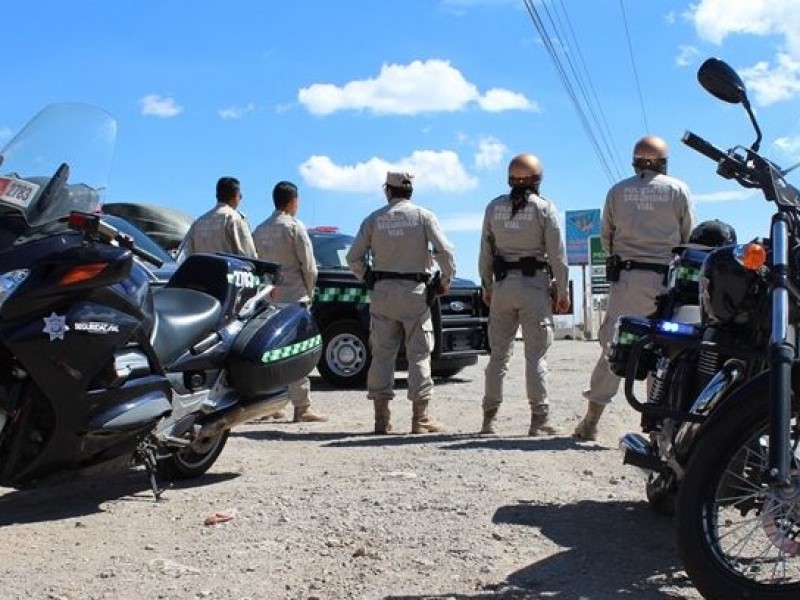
[
  {"x1": 503, "y1": 259, "x2": 547, "y2": 272},
  {"x1": 373, "y1": 271, "x2": 430, "y2": 283},
  {"x1": 620, "y1": 260, "x2": 668, "y2": 275}
]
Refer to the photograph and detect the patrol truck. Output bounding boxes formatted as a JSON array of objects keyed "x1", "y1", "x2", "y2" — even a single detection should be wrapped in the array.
[{"x1": 309, "y1": 226, "x2": 489, "y2": 387}]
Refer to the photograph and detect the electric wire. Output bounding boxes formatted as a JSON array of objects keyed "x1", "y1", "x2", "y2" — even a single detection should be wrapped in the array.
[
  {"x1": 618, "y1": 0, "x2": 650, "y2": 132},
  {"x1": 522, "y1": 0, "x2": 618, "y2": 184}
]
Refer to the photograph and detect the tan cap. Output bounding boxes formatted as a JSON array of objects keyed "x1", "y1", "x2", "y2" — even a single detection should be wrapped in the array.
[{"x1": 385, "y1": 171, "x2": 414, "y2": 188}]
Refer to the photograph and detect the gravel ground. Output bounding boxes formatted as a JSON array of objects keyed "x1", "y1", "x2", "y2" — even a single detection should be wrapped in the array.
[{"x1": 0, "y1": 339, "x2": 702, "y2": 600}]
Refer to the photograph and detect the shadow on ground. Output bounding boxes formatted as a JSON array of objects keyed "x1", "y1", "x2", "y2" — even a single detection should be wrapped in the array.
[
  {"x1": 385, "y1": 499, "x2": 695, "y2": 600},
  {"x1": 0, "y1": 470, "x2": 239, "y2": 526}
]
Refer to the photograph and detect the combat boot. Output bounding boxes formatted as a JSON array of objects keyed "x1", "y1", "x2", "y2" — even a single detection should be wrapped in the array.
[
  {"x1": 293, "y1": 405, "x2": 328, "y2": 423},
  {"x1": 528, "y1": 410, "x2": 558, "y2": 436},
  {"x1": 480, "y1": 408, "x2": 498, "y2": 434},
  {"x1": 572, "y1": 401, "x2": 606, "y2": 441},
  {"x1": 411, "y1": 401, "x2": 444, "y2": 434},
  {"x1": 374, "y1": 399, "x2": 392, "y2": 434}
]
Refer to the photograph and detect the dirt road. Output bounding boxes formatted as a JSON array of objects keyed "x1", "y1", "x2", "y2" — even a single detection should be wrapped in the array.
[{"x1": 0, "y1": 339, "x2": 701, "y2": 600}]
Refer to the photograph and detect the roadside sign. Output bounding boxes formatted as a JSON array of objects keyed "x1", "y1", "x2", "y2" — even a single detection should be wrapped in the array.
[
  {"x1": 589, "y1": 235, "x2": 609, "y2": 295},
  {"x1": 565, "y1": 209, "x2": 601, "y2": 266}
]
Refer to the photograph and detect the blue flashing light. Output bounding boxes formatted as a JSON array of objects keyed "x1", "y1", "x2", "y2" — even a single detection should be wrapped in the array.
[{"x1": 656, "y1": 320, "x2": 696, "y2": 336}]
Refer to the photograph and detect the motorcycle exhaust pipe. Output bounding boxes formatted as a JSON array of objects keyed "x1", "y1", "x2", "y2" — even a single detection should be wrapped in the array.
[
  {"x1": 196, "y1": 392, "x2": 289, "y2": 439},
  {"x1": 619, "y1": 432, "x2": 663, "y2": 472}
]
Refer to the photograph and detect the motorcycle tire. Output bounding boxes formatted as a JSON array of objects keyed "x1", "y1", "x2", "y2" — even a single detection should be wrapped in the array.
[
  {"x1": 675, "y1": 397, "x2": 800, "y2": 599},
  {"x1": 156, "y1": 430, "x2": 230, "y2": 480}
]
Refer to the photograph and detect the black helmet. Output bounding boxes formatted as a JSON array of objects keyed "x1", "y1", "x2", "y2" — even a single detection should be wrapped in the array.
[{"x1": 689, "y1": 219, "x2": 737, "y2": 248}]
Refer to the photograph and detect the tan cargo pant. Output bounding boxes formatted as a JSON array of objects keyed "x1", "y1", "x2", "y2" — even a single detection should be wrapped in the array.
[
  {"x1": 367, "y1": 279, "x2": 434, "y2": 403},
  {"x1": 482, "y1": 272, "x2": 554, "y2": 415},
  {"x1": 288, "y1": 376, "x2": 311, "y2": 407},
  {"x1": 583, "y1": 269, "x2": 665, "y2": 406}
]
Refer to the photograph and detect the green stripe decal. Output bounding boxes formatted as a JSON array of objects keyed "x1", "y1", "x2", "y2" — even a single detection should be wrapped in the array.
[
  {"x1": 675, "y1": 266, "x2": 701, "y2": 282},
  {"x1": 313, "y1": 286, "x2": 372, "y2": 303},
  {"x1": 261, "y1": 334, "x2": 322, "y2": 364}
]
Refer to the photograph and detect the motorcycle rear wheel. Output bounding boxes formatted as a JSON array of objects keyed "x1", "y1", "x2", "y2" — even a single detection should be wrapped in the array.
[
  {"x1": 675, "y1": 398, "x2": 800, "y2": 600},
  {"x1": 156, "y1": 430, "x2": 229, "y2": 480}
]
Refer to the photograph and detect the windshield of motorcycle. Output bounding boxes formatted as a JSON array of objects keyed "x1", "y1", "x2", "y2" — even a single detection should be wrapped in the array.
[{"x1": 0, "y1": 103, "x2": 116, "y2": 228}]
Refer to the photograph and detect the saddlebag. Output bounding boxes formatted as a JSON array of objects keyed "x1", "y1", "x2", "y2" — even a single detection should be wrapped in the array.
[{"x1": 227, "y1": 304, "x2": 322, "y2": 398}]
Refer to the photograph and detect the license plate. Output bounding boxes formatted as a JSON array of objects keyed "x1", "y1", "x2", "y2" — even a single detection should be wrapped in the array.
[{"x1": 0, "y1": 176, "x2": 40, "y2": 208}]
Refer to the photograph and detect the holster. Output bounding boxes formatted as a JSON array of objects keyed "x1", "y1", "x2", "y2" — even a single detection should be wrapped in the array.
[
  {"x1": 364, "y1": 267, "x2": 376, "y2": 290},
  {"x1": 426, "y1": 271, "x2": 442, "y2": 307},
  {"x1": 492, "y1": 256, "x2": 508, "y2": 282},
  {"x1": 605, "y1": 255, "x2": 621, "y2": 282}
]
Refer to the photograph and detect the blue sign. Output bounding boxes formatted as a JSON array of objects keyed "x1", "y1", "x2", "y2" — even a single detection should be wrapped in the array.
[{"x1": 565, "y1": 209, "x2": 601, "y2": 266}]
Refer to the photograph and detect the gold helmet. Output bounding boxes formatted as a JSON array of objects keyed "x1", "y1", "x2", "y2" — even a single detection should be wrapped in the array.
[{"x1": 632, "y1": 135, "x2": 668, "y2": 174}]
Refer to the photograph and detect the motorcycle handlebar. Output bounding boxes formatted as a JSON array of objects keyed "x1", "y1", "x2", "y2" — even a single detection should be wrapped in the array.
[
  {"x1": 681, "y1": 131, "x2": 728, "y2": 163},
  {"x1": 126, "y1": 242, "x2": 164, "y2": 268}
]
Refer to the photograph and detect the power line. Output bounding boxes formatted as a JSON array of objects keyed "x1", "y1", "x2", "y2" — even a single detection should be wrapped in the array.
[
  {"x1": 618, "y1": 0, "x2": 650, "y2": 132},
  {"x1": 522, "y1": 0, "x2": 621, "y2": 184}
]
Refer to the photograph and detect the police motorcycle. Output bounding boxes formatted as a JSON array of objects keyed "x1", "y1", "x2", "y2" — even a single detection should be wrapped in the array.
[
  {"x1": 616, "y1": 59, "x2": 800, "y2": 599},
  {"x1": 0, "y1": 103, "x2": 322, "y2": 497},
  {"x1": 609, "y1": 219, "x2": 741, "y2": 516}
]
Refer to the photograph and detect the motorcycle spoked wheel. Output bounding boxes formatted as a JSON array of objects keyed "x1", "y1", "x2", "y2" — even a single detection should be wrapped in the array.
[
  {"x1": 156, "y1": 430, "x2": 230, "y2": 480},
  {"x1": 675, "y1": 398, "x2": 800, "y2": 600}
]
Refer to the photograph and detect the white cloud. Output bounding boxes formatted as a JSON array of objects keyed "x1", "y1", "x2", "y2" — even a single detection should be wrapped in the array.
[
  {"x1": 740, "y1": 54, "x2": 800, "y2": 105},
  {"x1": 474, "y1": 137, "x2": 507, "y2": 169},
  {"x1": 439, "y1": 212, "x2": 485, "y2": 232},
  {"x1": 687, "y1": 0, "x2": 800, "y2": 104},
  {"x1": 675, "y1": 45, "x2": 699, "y2": 68},
  {"x1": 693, "y1": 189, "x2": 758, "y2": 203},
  {"x1": 299, "y1": 149, "x2": 478, "y2": 193},
  {"x1": 775, "y1": 134, "x2": 800, "y2": 155},
  {"x1": 0, "y1": 127, "x2": 12, "y2": 141},
  {"x1": 298, "y1": 59, "x2": 536, "y2": 116},
  {"x1": 139, "y1": 94, "x2": 183, "y2": 118},
  {"x1": 218, "y1": 103, "x2": 256, "y2": 120},
  {"x1": 478, "y1": 88, "x2": 539, "y2": 112}
]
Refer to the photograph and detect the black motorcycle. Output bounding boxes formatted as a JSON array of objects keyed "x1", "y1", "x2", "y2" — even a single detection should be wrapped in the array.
[
  {"x1": 0, "y1": 103, "x2": 322, "y2": 497},
  {"x1": 613, "y1": 59, "x2": 800, "y2": 598}
]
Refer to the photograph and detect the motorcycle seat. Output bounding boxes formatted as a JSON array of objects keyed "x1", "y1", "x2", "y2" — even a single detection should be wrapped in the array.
[{"x1": 150, "y1": 287, "x2": 222, "y2": 365}]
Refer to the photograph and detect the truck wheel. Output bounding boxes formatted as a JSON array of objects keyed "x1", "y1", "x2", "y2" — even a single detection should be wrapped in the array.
[{"x1": 318, "y1": 320, "x2": 371, "y2": 387}]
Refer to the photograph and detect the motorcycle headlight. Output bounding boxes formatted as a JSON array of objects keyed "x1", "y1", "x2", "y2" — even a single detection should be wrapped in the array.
[{"x1": 0, "y1": 269, "x2": 29, "y2": 308}]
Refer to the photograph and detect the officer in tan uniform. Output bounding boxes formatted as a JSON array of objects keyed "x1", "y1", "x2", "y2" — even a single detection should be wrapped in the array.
[
  {"x1": 346, "y1": 171, "x2": 456, "y2": 434},
  {"x1": 183, "y1": 176, "x2": 257, "y2": 258},
  {"x1": 252, "y1": 180, "x2": 327, "y2": 423},
  {"x1": 479, "y1": 154, "x2": 570, "y2": 436},
  {"x1": 574, "y1": 135, "x2": 695, "y2": 441}
]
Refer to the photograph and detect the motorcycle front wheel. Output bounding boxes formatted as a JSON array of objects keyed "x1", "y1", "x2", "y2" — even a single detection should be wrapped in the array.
[
  {"x1": 675, "y1": 398, "x2": 800, "y2": 600},
  {"x1": 156, "y1": 430, "x2": 229, "y2": 480}
]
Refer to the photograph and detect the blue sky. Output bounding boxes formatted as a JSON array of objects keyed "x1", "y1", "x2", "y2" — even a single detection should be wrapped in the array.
[{"x1": 3, "y1": 0, "x2": 800, "y2": 290}]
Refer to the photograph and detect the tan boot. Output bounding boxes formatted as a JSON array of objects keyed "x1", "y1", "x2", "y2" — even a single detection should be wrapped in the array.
[
  {"x1": 480, "y1": 408, "x2": 498, "y2": 434},
  {"x1": 529, "y1": 411, "x2": 558, "y2": 436},
  {"x1": 374, "y1": 399, "x2": 392, "y2": 434},
  {"x1": 411, "y1": 401, "x2": 444, "y2": 434},
  {"x1": 572, "y1": 401, "x2": 606, "y2": 441},
  {"x1": 293, "y1": 405, "x2": 328, "y2": 423}
]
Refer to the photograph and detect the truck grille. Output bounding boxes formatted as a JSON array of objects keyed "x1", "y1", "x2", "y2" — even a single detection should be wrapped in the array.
[{"x1": 440, "y1": 291, "x2": 484, "y2": 318}]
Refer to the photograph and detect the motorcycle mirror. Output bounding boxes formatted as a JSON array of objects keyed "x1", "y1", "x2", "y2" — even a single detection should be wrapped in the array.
[{"x1": 697, "y1": 58, "x2": 747, "y2": 105}]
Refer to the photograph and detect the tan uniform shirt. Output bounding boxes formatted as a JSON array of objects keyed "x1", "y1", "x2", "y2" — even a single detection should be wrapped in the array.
[
  {"x1": 346, "y1": 198, "x2": 455, "y2": 287},
  {"x1": 184, "y1": 203, "x2": 257, "y2": 258},
  {"x1": 602, "y1": 172, "x2": 695, "y2": 263},
  {"x1": 252, "y1": 210, "x2": 318, "y2": 304},
  {"x1": 479, "y1": 193, "x2": 569, "y2": 301}
]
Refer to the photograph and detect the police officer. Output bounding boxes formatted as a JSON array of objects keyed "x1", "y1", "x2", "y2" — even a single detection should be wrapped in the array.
[
  {"x1": 574, "y1": 135, "x2": 695, "y2": 441},
  {"x1": 252, "y1": 180, "x2": 327, "y2": 423},
  {"x1": 346, "y1": 171, "x2": 456, "y2": 434},
  {"x1": 479, "y1": 154, "x2": 570, "y2": 436},
  {"x1": 183, "y1": 176, "x2": 257, "y2": 258}
]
